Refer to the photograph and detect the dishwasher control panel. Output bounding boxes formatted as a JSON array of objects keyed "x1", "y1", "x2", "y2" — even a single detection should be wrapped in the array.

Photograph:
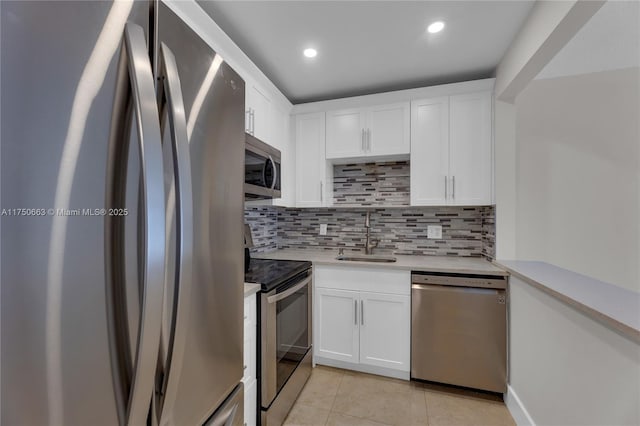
[{"x1": 411, "y1": 272, "x2": 507, "y2": 289}]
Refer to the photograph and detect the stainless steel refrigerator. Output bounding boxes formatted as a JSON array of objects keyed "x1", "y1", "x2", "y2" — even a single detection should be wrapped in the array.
[{"x1": 1, "y1": 1, "x2": 245, "y2": 425}]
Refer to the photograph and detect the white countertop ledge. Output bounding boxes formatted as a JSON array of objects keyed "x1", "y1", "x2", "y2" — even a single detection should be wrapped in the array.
[
  {"x1": 253, "y1": 249, "x2": 507, "y2": 276},
  {"x1": 496, "y1": 260, "x2": 640, "y2": 343},
  {"x1": 244, "y1": 283, "x2": 260, "y2": 297}
]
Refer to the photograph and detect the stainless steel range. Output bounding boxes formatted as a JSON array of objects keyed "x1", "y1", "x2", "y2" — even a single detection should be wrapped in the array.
[{"x1": 245, "y1": 258, "x2": 313, "y2": 426}]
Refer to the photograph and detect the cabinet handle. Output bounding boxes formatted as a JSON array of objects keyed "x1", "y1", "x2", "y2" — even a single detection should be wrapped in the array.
[
  {"x1": 354, "y1": 300, "x2": 358, "y2": 325},
  {"x1": 250, "y1": 108, "x2": 255, "y2": 135},
  {"x1": 444, "y1": 176, "x2": 448, "y2": 200},
  {"x1": 452, "y1": 175, "x2": 455, "y2": 199},
  {"x1": 361, "y1": 128, "x2": 365, "y2": 152},
  {"x1": 360, "y1": 300, "x2": 364, "y2": 325},
  {"x1": 246, "y1": 110, "x2": 251, "y2": 132},
  {"x1": 367, "y1": 129, "x2": 371, "y2": 152},
  {"x1": 320, "y1": 181, "x2": 323, "y2": 203}
]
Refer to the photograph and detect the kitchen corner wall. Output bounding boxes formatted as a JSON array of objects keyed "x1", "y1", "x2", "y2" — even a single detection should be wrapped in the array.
[{"x1": 245, "y1": 205, "x2": 496, "y2": 259}]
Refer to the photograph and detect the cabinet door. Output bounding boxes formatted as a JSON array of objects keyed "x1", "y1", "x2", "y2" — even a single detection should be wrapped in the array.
[
  {"x1": 410, "y1": 97, "x2": 449, "y2": 206},
  {"x1": 359, "y1": 292, "x2": 410, "y2": 372},
  {"x1": 449, "y1": 92, "x2": 492, "y2": 205},
  {"x1": 246, "y1": 84, "x2": 271, "y2": 142},
  {"x1": 295, "y1": 112, "x2": 326, "y2": 207},
  {"x1": 271, "y1": 105, "x2": 294, "y2": 206},
  {"x1": 315, "y1": 288, "x2": 359, "y2": 363},
  {"x1": 326, "y1": 109, "x2": 366, "y2": 159},
  {"x1": 243, "y1": 378, "x2": 257, "y2": 426},
  {"x1": 367, "y1": 102, "x2": 410, "y2": 156}
]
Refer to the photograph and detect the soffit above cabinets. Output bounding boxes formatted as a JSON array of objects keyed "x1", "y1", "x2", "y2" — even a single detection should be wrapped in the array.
[
  {"x1": 536, "y1": 0, "x2": 640, "y2": 80},
  {"x1": 196, "y1": 1, "x2": 534, "y2": 104}
]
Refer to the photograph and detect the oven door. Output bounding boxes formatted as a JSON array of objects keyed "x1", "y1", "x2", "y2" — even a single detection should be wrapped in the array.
[
  {"x1": 245, "y1": 133, "x2": 281, "y2": 199},
  {"x1": 261, "y1": 271, "x2": 312, "y2": 408}
]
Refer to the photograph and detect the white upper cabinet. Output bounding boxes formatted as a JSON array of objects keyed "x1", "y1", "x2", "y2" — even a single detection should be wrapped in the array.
[
  {"x1": 326, "y1": 109, "x2": 366, "y2": 159},
  {"x1": 325, "y1": 102, "x2": 410, "y2": 159},
  {"x1": 245, "y1": 81, "x2": 271, "y2": 143},
  {"x1": 410, "y1": 97, "x2": 450, "y2": 206},
  {"x1": 449, "y1": 92, "x2": 492, "y2": 205},
  {"x1": 367, "y1": 102, "x2": 410, "y2": 156},
  {"x1": 272, "y1": 104, "x2": 294, "y2": 206},
  {"x1": 411, "y1": 91, "x2": 493, "y2": 206},
  {"x1": 295, "y1": 112, "x2": 327, "y2": 207}
]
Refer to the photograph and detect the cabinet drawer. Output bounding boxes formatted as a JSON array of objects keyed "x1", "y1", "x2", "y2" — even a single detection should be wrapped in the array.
[
  {"x1": 244, "y1": 293, "x2": 256, "y2": 326},
  {"x1": 315, "y1": 265, "x2": 410, "y2": 295},
  {"x1": 243, "y1": 378, "x2": 257, "y2": 426},
  {"x1": 243, "y1": 292, "x2": 257, "y2": 383},
  {"x1": 243, "y1": 333, "x2": 256, "y2": 383}
]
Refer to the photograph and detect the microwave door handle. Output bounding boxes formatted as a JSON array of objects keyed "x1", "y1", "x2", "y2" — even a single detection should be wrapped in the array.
[
  {"x1": 268, "y1": 155, "x2": 277, "y2": 190},
  {"x1": 156, "y1": 42, "x2": 194, "y2": 423},
  {"x1": 105, "y1": 23, "x2": 166, "y2": 426},
  {"x1": 266, "y1": 276, "x2": 311, "y2": 304}
]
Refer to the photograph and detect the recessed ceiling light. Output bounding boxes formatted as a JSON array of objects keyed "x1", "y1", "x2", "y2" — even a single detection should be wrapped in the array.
[
  {"x1": 427, "y1": 21, "x2": 445, "y2": 34},
  {"x1": 303, "y1": 48, "x2": 317, "y2": 58}
]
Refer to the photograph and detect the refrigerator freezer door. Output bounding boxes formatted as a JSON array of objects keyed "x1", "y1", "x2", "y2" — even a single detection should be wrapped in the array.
[
  {"x1": 204, "y1": 383, "x2": 244, "y2": 426},
  {"x1": 1, "y1": 1, "x2": 154, "y2": 425},
  {"x1": 156, "y1": 3, "x2": 245, "y2": 425}
]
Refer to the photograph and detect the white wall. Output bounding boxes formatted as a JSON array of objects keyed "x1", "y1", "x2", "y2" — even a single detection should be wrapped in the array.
[
  {"x1": 494, "y1": 100, "x2": 517, "y2": 259},
  {"x1": 514, "y1": 67, "x2": 640, "y2": 292},
  {"x1": 508, "y1": 276, "x2": 640, "y2": 425},
  {"x1": 495, "y1": 0, "x2": 604, "y2": 101}
]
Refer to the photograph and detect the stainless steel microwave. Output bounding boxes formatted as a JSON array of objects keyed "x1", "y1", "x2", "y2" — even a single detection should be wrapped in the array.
[{"x1": 245, "y1": 133, "x2": 281, "y2": 199}]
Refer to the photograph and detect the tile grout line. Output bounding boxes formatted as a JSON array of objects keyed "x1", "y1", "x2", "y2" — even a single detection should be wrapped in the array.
[
  {"x1": 324, "y1": 370, "x2": 345, "y2": 425},
  {"x1": 422, "y1": 384, "x2": 431, "y2": 426}
]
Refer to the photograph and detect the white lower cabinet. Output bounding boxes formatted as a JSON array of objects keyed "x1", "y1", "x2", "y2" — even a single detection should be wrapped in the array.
[
  {"x1": 316, "y1": 288, "x2": 360, "y2": 363},
  {"x1": 243, "y1": 378, "x2": 257, "y2": 426},
  {"x1": 359, "y1": 291, "x2": 410, "y2": 371},
  {"x1": 314, "y1": 266, "x2": 410, "y2": 379},
  {"x1": 243, "y1": 293, "x2": 257, "y2": 426}
]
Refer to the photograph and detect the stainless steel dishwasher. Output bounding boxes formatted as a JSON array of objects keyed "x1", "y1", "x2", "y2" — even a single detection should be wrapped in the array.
[{"x1": 411, "y1": 272, "x2": 507, "y2": 393}]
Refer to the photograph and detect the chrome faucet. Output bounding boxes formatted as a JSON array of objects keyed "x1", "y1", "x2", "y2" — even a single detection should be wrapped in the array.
[{"x1": 364, "y1": 211, "x2": 378, "y2": 255}]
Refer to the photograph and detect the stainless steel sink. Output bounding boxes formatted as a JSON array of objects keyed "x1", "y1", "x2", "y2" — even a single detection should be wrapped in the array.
[{"x1": 335, "y1": 255, "x2": 397, "y2": 263}]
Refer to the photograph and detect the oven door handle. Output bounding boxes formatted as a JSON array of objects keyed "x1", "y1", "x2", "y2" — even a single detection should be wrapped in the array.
[{"x1": 266, "y1": 276, "x2": 311, "y2": 304}]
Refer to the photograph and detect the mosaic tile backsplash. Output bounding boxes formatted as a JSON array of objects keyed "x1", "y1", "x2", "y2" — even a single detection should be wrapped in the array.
[
  {"x1": 333, "y1": 161, "x2": 410, "y2": 206},
  {"x1": 244, "y1": 206, "x2": 278, "y2": 253},
  {"x1": 245, "y1": 205, "x2": 496, "y2": 258},
  {"x1": 244, "y1": 160, "x2": 496, "y2": 259}
]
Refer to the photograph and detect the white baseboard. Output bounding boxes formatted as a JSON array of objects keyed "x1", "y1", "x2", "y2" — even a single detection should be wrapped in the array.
[
  {"x1": 314, "y1": 356, "x2": 410, "y2": 380},
  {"x1": 505, "y1": 385, "x2": 535, "y2": 426}
]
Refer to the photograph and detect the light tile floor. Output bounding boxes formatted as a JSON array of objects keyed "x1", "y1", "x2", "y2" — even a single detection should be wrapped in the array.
[{"x1": 283, "y1": 366, "x2": 515, "y2": 426}]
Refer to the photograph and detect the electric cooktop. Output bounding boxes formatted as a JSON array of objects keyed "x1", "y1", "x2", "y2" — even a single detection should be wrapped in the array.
[{"x1": 244, "y1": 258, "x2": 311, "y2": 293}]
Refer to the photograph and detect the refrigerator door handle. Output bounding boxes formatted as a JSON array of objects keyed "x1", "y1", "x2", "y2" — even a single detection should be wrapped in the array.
[
  {"x1": 105, "y1": 23, "x2": 166, "y2": 426},
  {"x1": 155, "y1": 42, "x2": 194, "y2": 425}
]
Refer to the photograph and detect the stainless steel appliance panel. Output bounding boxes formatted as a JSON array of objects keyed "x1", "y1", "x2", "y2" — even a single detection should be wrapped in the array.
[
  {"x1": 411, "y1": 275, "x2": 507, "y2": 393},
  {"x1": 261, "y1": 270, "x2": 312, "y2": 420},
  {"x1": 204, "y1": 383, "x2": 244, "y2": 426},
  {"x1": 261, "y1": 350, "x2": 312, "y2": 426},
  {"x1": 1, "y1": 2, "x2": 153, "y2": 425},
  {"x1": 156, "y1": 3, "x2": 245, "y2": 425},
  {"x1": 244, "y1": 133, "x2": 281, "y2": 200}
]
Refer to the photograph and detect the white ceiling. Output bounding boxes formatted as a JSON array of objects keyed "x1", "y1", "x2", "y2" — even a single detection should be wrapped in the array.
[
  {"x1": 537, "y1": 0, "x2": 640, "y2": 80},
  {"x1": 197, "y1": 1, "x2": 534, "y2": 104}
]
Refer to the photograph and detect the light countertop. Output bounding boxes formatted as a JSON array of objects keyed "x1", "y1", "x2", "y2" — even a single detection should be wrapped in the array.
[
  {"x1": 496, "y1": 260, "x2": 640, "y2": 343},
  {"x1": 244, "y1": 283, "x2": 260, "y2": 297},
  {"x1": 253, "y1": 249, "x2": 507, "y2": 276}
]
